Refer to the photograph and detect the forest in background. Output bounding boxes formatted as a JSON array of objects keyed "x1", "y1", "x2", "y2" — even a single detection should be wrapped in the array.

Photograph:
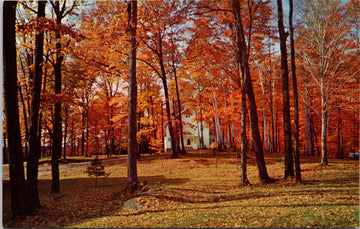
[
  {"x1": 7, "y1": 0, "x2": 359, "y2": 162},
  {"x1": 3, "y1": 0, "x2": 359, "y2": 218}
]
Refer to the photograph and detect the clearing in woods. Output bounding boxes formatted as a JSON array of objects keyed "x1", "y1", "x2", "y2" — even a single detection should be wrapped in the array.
[{"x1": 3, "y1": 150, "x2": 359, "y2": 228}]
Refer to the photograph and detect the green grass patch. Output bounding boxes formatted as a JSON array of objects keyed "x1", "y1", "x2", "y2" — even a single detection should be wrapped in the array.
[{"x1": 3, "y1": 151, "x2": 359, "y2": 228}]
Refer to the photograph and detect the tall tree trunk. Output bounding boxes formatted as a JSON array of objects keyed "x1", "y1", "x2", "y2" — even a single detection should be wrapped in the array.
[
  {"x1": 38, "y1": 63, "x2": 47, "y2": 159},
  {"x1": 173, "y1": 67, "x2": 186, "y2": 154},
  {"x1": 81, "y1": 109, "x2": 85, "y2": 156},
  {"x1": 320, "y1": 82, "x2": 328, "y2": 165},
  {"x1": 232, "y1": 0, "x2": 271, "y2": 183},
  {"x1": 158, "y1": 37, "x2": 178, "y2": 158},
  {"x1": 199, "y1": 98, "x2": 205, "y2": 149},
  {"x1": 161, "y1": 102, "x2": 164, "y2": 152},
  {"x1": 51, "y1": 6, "x2": 63, "y2": 193},
  {"x1": 268, "y1": 43, "x2": 276, "y2": 153},
  {"x1": 240, "y1": 84, "x2": 249, "y2": 185},
  {"x1": 272, "y1": 55, "x2": 277, "y2": 153},
  {"x1": 18, "y1": 84, "x2": 29, "y2": 160},
  {"x1": 127, "y1": 0, "x2": 139, "y2": 191},
  {"x1": 85, "y1": 106, "x2": 89, "y2": 157},
  {"x1": 49, "y1": 0, "x2": 75, "y2": 193},
  {"x1": 258, "y1": 68, "x2": 268, "y2": 152},
  {"x1": 305, "y1": 77, "x2": 311, "y2": 156},
  {"x1": 26, "y1": 0, "x2": 46, "y2": 211},
  {"x1": 337, "y1": 107, "x2": 344, "y2": 159},
  {"x1": 277, "y1": 0, "x2": 294, "y2": 178},
  {"x1": 289, "y1": 0, "x2": 301, "y2": 183},
  {"x1": 63, "y1": 106, "x2": 68, "y2": 160},
  {"x1": 172, "y1": 100, "x2": 181, "y2": 153},
  {"x1": 212, "y1": 97, "x2": 224, "y2": 151},
  {"x1": 4, "y1": 1, "x2": 27, "y2": 216}
]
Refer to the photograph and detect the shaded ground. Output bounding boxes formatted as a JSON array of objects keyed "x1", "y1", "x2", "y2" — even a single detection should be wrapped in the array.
[
  {"x1": 2, "y1": 155, "x2": 127, "y2": 180},
  {"x1": 3, "y1": 150, "x2": 359, "y2": 228}
]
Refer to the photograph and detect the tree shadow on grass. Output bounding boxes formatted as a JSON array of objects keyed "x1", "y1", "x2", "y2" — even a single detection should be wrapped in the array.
[
  {"x1": 303, "y1": 174, "x2": 359, "y2": 188},
  {"x1": 120, "y1": 201, "x2": 359, "y2": 217},
  {"x1": 2, "y1": 175, "x2": 190, "y2": 228}
]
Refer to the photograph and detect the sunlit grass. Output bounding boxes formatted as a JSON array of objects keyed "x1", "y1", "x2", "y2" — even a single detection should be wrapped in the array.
[{"x1": 3, "y1": 150, "x2": 359, "y2": 228}]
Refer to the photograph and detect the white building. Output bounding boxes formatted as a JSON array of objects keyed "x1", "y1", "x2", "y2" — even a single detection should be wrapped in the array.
[{"x1": 164, "y1": 114, "x2": 216, "y2": 151}]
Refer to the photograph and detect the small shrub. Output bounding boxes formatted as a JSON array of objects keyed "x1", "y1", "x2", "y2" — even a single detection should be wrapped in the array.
[{"x1": 85, "y1": 157, "x2": 108, "y2": 187}]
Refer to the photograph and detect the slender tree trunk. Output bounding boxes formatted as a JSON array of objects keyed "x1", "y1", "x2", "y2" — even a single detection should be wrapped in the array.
[
  {"x1": 81, "y1": 109, "x2": 85, "y2": 156},
  {"x1": 305, "y1": 78, "x2": 310, "y2": 156},
  {"x1": 277, "y1": 0, "x2": 294, "y2": 178},
  {"x1": 258, "y1": 69, "x2": 268, "y2": 152},
  {"x1": 161, "y1": 102, "x2": 164, "y2": 152},
  {"x1": 232, "y1": 0, "x2": 271, "y2": 183},
  {"x1": 85, "y1": 106, "x2": 89, "y2": 157},
  {"x1": 63, "y1": 106, "x2": 68, "y2": 160},
  {"x1": 158, "y1": 39, "x2": 178, "y2": 158},
  {"x1": 127, "y1": 0, "x2": 139, "y2": 191},
  {"x1": 320, "y1": 82, "x2": 328, "y2": 165},
  {"x1": 172, "y1": 100, "x2": 180, "y2": 153},
  {"x1": 199, "y1": 100, "x2": 204, "y2": 149},
  {"x1": 173, "y1": 68, "x2": 186, "y2": 154},
  {"x1": 337, "y1": 107, "x2": 344, "y2": 159},
  {"x1": 212, "y1": 97, "x2": 224, "y2": 151},
  {"x1": 4, "y1": 1, "x2": 27, "y2": 216},
  {"x1": 289, "y1": 0, "x2": 301, "y2": 183},
  {"x1": 38, "y1": 63, "x2": 47, "y2": 159},
  {"x1": 272, "y1": 57, "x2": 277, "y2": 153},
  {"x1": 18, "y1": 84, "x2": 29, "y2": 161},
  {"x1": 26, "y1": 0, "x2": 46, "y2": 211},
  {"x1": 268, "y1": 43, "x2": 275, "y2": 153}
]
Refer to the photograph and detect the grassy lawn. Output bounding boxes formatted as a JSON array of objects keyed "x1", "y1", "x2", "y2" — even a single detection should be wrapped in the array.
[{"x1": 3, "y1": 150, "x2": 359, "y2": 228}]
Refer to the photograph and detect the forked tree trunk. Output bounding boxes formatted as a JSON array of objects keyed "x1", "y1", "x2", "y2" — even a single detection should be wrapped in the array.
[
  {"x1": 4, "y1": 0, "x2": 27, "y2": 216},
  {"x1": 51, "y1": 1, "x2": 64, "y2": 194},
  {"x1": 232, "y1": 0, "x2": 271, "y2": 183},
  {"x1": 162, "y1": 77, "x2": 178, "y2": 158},
  {"x1": 127, "y1": 0, "x2": 139, "y2": 191},
  {"x1": 173, "y1": 64, "x2": 186, "y2": 154}
]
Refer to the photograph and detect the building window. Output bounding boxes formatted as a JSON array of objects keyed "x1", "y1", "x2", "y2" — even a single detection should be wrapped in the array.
[{"x1": 187, "y1": 139, "x2": 191, "y2": 146}]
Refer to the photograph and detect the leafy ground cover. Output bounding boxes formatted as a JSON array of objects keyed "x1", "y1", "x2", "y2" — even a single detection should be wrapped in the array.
[{"x1": 3, "y1": 150, "x2": 359, "y2": 228}]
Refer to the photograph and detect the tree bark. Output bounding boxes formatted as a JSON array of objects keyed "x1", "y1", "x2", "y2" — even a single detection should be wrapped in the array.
[
  {"x1": 158, "y1": 35, "x2": 178, "y2": 158},
  {"x1": 127, "y1": 0, "x2": 139, "y2": 191},
  {"x1": 231, "y1": 0, "x2": 271, "y2": 183},
  {"x1": 26, "y1": 0, "x2": 46, "y2": 211},
  {"x1": 18, "y1": 84, "x2": 29, "y2": 161},
  {"x1": 337, "y1": 107, "x2": 344, "y2": 159},
  {"x1": 173, "y1": 66, "x2": 186, "y2": 154},
  {"x1": 63, "y1": 106, "x2": 68, "y2": 160},
  {"x1": 320, "y1": 82, "x2": 328, "y2": 165},
  {"x1": 4, "y1": 0, "x2": 27, "y2": 216},
  {"x1": 305, "y1": 77, "x2": 310, "y2": 156},
  {"x1": 240, "y1": 83, "x2": 249, "y2": 185},
  {"x1": 289, "y1": 0, "x2": 301, "y2": 183},
  {"x1": 277, "y1": 0, "x2": 294, "y2": 178},
  {"x1": 51, "y1": 2, "x2": 63, "y2": 194}
]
